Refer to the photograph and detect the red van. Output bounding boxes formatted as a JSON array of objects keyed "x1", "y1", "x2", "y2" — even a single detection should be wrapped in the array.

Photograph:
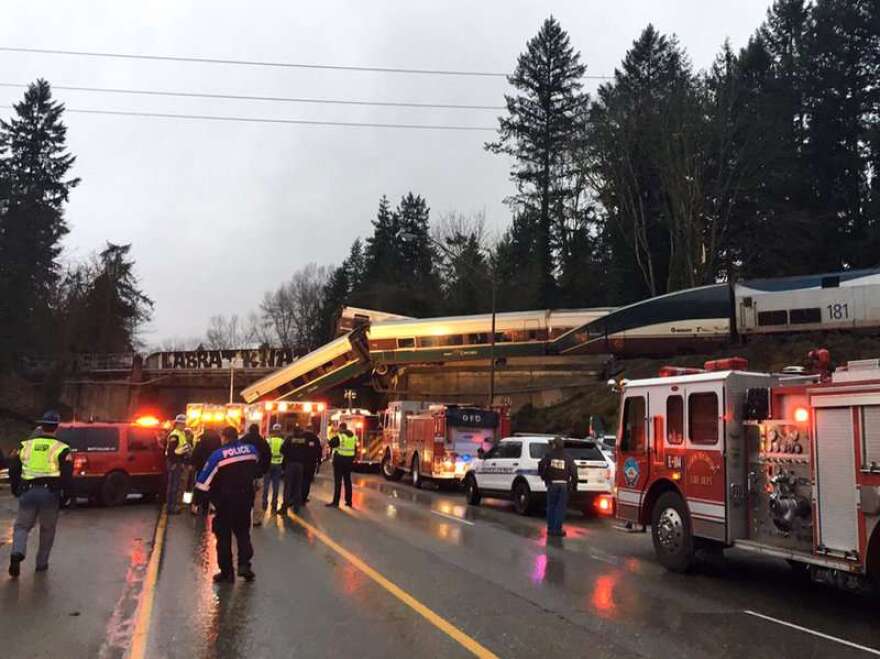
[{"x1": 57, "y1": 420, "x2": 166, "y2": 506}]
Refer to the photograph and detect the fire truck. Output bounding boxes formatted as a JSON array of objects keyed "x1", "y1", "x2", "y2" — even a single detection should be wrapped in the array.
[
  {"x1": 244, "y1": 400, "x2": 328, "y2": 441},
  {"x1": 380, "y1": 401, "x2": 505, "y2": 489},
  {"x1": 615, "y1": 353, "x2": 880, "y2": 590},
  {"x1": 185, "y1": 402, "x2": 246, "y2": 436},
  {"x1": 329, "y1": 408, "x2": 381, "y2": 468}
]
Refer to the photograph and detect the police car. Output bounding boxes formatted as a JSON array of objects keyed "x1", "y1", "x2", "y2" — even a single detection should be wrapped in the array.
[{"x1": 462, "y1": 436, "x2": 615, "y2": 516}]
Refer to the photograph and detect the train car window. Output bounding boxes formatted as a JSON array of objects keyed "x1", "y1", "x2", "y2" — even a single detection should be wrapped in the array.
[
  {"x1": 620, "y1": 396, "x2": 646, "y2": 452},
  {"x1": 468, "y1": 333, "x2": 489, "y2": 344},
  {"x1": 821, "y1": 276, "x2": 840, "y2": 288},
  {"x1": 789, "y1": 307, "x2": 822, "y2": 324},
  {"x1": 757, "y1": 310, "x2": 788, "y2": 326},
  {"x1": 689, "y1": 392, "x2": 719, "y2": 445},
  {"x1": 440, "y1": 335, "x2": 464, "y2": 346},
  {"x1": 397, "y1": 338, "x2": 415, "y2": 349},
  {"x1": 417, "y1": 336, "x2": 441, "y2": 348},
  {"x1": 666, "y1": 396, "x2": 684, "y2": 444}
]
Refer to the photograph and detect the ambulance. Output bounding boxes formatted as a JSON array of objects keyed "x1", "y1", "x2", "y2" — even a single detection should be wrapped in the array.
[{"x1": 244, "y1": 400, "x2": 329, "y2": 441}]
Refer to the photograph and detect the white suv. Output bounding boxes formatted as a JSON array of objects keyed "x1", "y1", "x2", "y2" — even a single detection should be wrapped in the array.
[{"x1": 463, "y1": 436, "x2": 614, "y2": 516}]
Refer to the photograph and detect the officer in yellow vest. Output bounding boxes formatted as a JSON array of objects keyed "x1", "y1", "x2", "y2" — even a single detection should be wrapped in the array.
[
  {"x1": 326, "y1": 422, "x2": 357, "y2": 508},
  {"x1": 8, "y1": 410, "x2": 72, "y2": 577},
  {"x1": 165, "y1": 414, "x2": 191, "y2": 514},
  {"x1": 262, "y1": 424, "x2": 285, "y2": 512}
]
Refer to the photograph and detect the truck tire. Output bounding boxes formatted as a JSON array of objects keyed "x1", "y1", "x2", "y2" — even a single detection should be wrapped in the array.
[
  {"x1": 464, "y1": 474, "x2": 481, "y2": 505},
  {"x1": 651, "y1": 491, "x2": 695, "y2": 572},
  {"x1": 411, "y1": 455, "x2": 423, "y2": 489},
  {"x1": 513, "y1": 480, "x2": 533, "y2": 516},
  {"x1": 100, "y1": 472, "x2": 130, "y2": 507},
  {"x1": 381, "y1": 451, "x2": 403, "y2": 481}
]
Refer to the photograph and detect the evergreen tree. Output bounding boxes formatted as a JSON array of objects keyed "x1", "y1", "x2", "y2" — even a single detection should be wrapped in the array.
[
  {"x1": 441, "y1": 230, "x2": 492, "y2": 315},
  {"x1": 486, "y1": 16, "x2": 589, "y2": 307},
  {"x1": 0, "y1": 79, "x2": 79, "y2": 361}
]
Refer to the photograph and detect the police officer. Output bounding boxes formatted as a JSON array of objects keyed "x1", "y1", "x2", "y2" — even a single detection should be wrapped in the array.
[
  {"x1": 326, "y1": 422, "x2": 357, "y2": 508},
  {"x1": 537, "y1": 436, "x2": 577, "y2": 537},
  {"x1": 262, "y1": 424, "x2": 285, "y2": 512},
  {"x1": 8, "y1": 411, "x2": 72, "y2": 577},
  {"x1": 165, "y1": 414, "x2": 191, "y2": 514},
  {"x1": 196, "y1": 426, "x2": 260, "y2": 583},
  {"x1": 281, "y1": 424, "x2": 322, "y2": 512}
]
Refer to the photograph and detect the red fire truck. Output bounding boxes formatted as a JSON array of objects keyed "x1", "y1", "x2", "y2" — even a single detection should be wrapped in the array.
[
  {"x1": 380, "y1": 401, "x2": 506, "y2": 488},
  {"x1": 615, "y1": 353, "x2": 880, "y2": 590}
]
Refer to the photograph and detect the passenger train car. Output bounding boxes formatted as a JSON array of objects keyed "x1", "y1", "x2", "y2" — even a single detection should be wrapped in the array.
[{"x1": 241, "y1": 307, "x2": 614, "y2": 403}]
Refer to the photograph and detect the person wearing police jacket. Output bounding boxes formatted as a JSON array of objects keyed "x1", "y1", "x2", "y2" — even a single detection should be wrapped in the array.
[
  {"x1": 7, "y1": 411, "x2": 73, "y2": 577},
  {"x1": 280, "y1": 424, "x2": 321, "y2": 512},
  {"x1": 537, "y1": 437, "x2": 578, "y2": 537},
  {"x1": 196, "y1": 426, "x2": 260, "y2": 583},
  {"x1": 326, "y1": 422, "x2": 357, "y2": 508}
]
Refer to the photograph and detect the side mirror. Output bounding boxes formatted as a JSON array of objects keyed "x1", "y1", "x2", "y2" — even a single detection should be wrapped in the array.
[{"x1": 477, "y1": 448, "x2": 485, "y2": 459}]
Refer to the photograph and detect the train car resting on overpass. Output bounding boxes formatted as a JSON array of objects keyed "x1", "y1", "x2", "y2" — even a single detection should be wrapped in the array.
[{"x1": 240, "y1": 307, "x2": 614, "y2": 403}]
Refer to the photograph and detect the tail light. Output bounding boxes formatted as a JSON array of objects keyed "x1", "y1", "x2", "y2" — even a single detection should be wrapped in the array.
[
  {"x1": 73, "y1": 454, "x2": 89, "y2": 475},
  {"x1": 594, "y1": 495, "x2": 614, "y2": 515}
]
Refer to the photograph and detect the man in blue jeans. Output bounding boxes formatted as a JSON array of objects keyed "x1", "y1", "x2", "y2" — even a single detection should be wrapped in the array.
[{"x1": 538, "y1": 437, "x2": 577, "y2": 537}]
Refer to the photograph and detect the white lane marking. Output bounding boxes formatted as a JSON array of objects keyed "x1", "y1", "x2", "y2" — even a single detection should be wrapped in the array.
[
  {"x1": 744, "y1": 610, "x2": 880, "y2": 656},
  {"x1": 431, "y1": 510, "x2": 475, "y2": 526}
]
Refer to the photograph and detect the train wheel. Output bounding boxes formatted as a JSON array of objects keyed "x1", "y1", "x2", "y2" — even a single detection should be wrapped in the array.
[{"x1": 651, "y1": 492, "x2": 694, "y2": 572}]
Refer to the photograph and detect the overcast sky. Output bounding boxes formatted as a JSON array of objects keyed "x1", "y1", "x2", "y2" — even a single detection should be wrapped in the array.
[{"x1": 1, "y1": 0, "x2": 773, "y2": 345}]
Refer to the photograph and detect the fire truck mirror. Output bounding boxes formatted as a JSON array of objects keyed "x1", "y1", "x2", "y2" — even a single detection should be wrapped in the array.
[{"x1": 744, "y1": 387, "x2": 770, "y2": 421}]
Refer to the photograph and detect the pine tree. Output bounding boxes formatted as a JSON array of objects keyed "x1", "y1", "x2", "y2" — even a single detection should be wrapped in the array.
[
  {"x1": 0, "y1": 79, "x2": 79, "y2": 361},
  {"x1": 486, "y1": 16, "x2": 588, "y2": 307}
]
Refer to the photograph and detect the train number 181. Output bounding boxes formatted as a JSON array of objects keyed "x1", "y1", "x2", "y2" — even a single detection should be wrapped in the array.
[{"x1": 827, "y1": 303, "x2": 849, "y2": 320}]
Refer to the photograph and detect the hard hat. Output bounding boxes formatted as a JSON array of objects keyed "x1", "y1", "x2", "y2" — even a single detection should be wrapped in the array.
[
  {"x1": 272, "y1": 423, "x2": 282, "y2": 432},
  {"x1": 174, "y1": 414, "x2": 187, "y2": 424},
  {"x1": 38, "y1": 410, "x2": 61, "y2": 425}
]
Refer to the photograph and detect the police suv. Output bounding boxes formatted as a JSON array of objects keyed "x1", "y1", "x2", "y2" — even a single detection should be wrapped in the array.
[{"x1": 463, "y1": 436, "x2": 615, "y2": 516}]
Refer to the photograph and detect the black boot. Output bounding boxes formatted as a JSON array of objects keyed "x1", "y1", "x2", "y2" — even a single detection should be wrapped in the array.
[
  {"x1": 238, "y1": 566, "x2": 255, "y2": 582},
  {"x1": 8, "y1": 552, "x2": 23, "y2": 578},
  {"x1": 213, "y1": 571, "x2": 234, "y2": 583}
]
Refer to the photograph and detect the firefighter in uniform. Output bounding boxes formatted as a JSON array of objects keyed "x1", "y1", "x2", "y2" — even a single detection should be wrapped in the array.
[
  {"x1": 165, "y1": 414, "x2": 191, "y2": 514},
  {"x1": 8, "y1": 411, "x2": 72, "y2": 577},
  {"x1": 537, "y1": 436, "x2": 577, "y2": 537},
  {"x1": 196, "y1": 426, "x2": 260, "y2": 583},
  {"x1": 262, "y1": 424, "x2": 285, "y2": 512},
  {"x1": 326, "y1": 423, "x2": 357, "y2": 508}
]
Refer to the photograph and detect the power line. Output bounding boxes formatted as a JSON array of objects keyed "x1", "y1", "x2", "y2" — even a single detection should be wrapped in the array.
[
  {"x1": 0, "y1": 81, "x2": 505, "y2": 111},
  {"x1": 0, "y1": 46, "x2": 614, "y2": 80},
  {"x1": 0, "y1": 105, "x2": 497, "y2": 131}
]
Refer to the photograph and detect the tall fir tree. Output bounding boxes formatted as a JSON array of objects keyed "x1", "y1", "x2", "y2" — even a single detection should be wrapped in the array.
[
  {"x1": 0, "y1": 79, "x2": 79, "y2": 363},
  {"x1": 486, "y1": 16, "x2": 588, "y2": 308}
]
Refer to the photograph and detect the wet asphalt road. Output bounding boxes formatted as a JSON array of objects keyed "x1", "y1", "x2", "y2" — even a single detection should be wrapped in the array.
[{"x1": 2, "y1": 473, "x2": 880, "y2": 658}]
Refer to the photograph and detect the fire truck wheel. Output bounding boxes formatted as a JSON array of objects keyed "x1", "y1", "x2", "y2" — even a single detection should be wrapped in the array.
[
  {"x1": 651, "y1": 492, "x2": 695, "y2": 572},
  {"x1": 100, "y1": 471, "x2": 131, "y2": 507},
  {"x1": 411, "y1": 455, "x2": 423, "y2": 489},
  {"x1": 464, "y1": 475, "x2": 481, "y2": 505},
  {"x1": 513, "y1": 481, "x2": 533, "y2": 516},
  {"x1": 381, "y1": 452, "x2": 403, "y2": 481}
]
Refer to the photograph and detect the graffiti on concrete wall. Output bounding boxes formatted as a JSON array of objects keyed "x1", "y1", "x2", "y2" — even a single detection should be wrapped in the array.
[{"x1": 145, "y1": 349, "x2": 295, "y2": 370}]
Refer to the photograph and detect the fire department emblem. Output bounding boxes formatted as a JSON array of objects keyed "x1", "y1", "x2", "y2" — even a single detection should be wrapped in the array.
[{"x1": 623, "y1": 457, "x2": 640, "y2": 487}]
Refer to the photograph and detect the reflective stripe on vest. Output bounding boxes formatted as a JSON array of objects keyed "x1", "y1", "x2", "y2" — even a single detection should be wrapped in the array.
[
  {"x1": 337, "y1": 432, "x2": 357, "y2": 458},
  {"x1": 268, "y1": 436, "x2": 284, "y2": 465},
  {"x1": 171, "y1": 429, "x2": 189, "y2": 455},
  {"x1": 20, "y1": 436, "x2": 69, "y2": 480}
]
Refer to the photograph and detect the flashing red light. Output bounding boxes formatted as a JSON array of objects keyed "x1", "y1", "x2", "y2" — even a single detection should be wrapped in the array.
[
  {"x1": 794, "y1": 407, "x2": 809, "y2": 424},
  {"x1": 594, "y1": 495, "x2": 614, "y2": 515},
  {"x1": 134, "y1": 415, "x2": 161, "y2": 427}
]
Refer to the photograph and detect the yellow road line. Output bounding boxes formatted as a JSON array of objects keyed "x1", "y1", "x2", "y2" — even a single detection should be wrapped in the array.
[
  {"x1": 289, "y1": 511, "x2": 498, "y2": 659},
  {"x1": 128, "y1": 509, "x2": 168, "y2": 659}
]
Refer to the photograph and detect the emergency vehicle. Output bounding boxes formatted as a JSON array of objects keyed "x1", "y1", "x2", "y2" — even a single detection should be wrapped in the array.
[
  {"x1": 244, "y1": 400, "x2": 328, "y2": 441},
  {"x1": 329, "y1": 408, "x2": 381, "y2": 468},
  {"x1": 59, "y1": 415, "x2": 166, "y2": 506},
  {"x1": 463, "y1": 436, "x2": 615, "y2": 516},
  {"x1": 185, "y1": 402, "x2": 246, "y2": 437},
  {"x1": 614, "y1": 353, "x2": 880, "y2": 590},
  {"x1": 380, "y1": 401, "x2": 504, "y2": 488}
]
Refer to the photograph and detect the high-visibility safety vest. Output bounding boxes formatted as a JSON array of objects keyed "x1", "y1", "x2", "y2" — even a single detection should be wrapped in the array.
[
  {"x1": 19, "y1": 436, "x2": 69, "y2": 480},
  {"x1": 337, "y1": 432, "x2": 357, "y2": 458},
  {"x1": 268, "y1": 436, "x2": 284, "y2": 465},
  {"x1": 170, "y1": 428, "x2": 189, "y2": 455}
]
